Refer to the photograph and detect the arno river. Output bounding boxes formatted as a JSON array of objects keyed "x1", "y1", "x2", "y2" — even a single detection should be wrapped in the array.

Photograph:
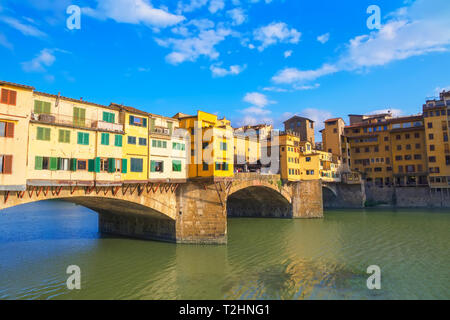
[{"x1": 0, "y1": 201, "x2": 449, "y2": 300}]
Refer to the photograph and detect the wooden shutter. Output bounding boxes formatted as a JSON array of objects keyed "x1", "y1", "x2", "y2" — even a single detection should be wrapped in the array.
[
  {"x1": 3, "y1": 155, "x2": 12, "y2": 174},
  {"x1": 5, "y1": 122, "x2": 14, "y2": 138},
  {"x1": 44, "y1": 128, "x2": 51, "y2": 141},
  {"x1": 65, "y1": 130, "x2": 70, "y2": 143},
  {"x1": 1, "y1": 89, "x2": 8, "y2": 104},
  {"x1": 35, "y1": 156, "x2": 43, "y2": 170},
  {"x1": 122, "y1": 159, "x2": 128, "y2": 174},
  {"x1": 94, "y1": 157, "x2": 101, "y2": 173},
  {"x1": 37, "y1": 127, "x2": 43, "y2": 140},
  {"x1": 129, "y1": 115, "x2": 134, "y2": 125},
  {"x1": 108, "y1": 158, "x2": 115, "y2": 173},
  {"x1": 88, "y1": 159, "x2": 95, "y2": 172},
  {"x1": 58, "y1": 130, "x2": 64, "y2": 142},
  {"x1": 43, "y1": 102, "x2": 51, "y2": 114},
  {"x1": 8, "y1": 91, "x2": 16, "y2": 105},
  {"x1": 50, "y1": 157, "x2": 58, "y2": 171},
  {"x1": 71, "y1": 158, "x2": 77, "y2": 171},
  {"x1": 34, "y1": 100, "x2": 43, "y2": 113}
]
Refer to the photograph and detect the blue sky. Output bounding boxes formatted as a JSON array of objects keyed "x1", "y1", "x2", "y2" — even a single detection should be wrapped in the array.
[{"x1": 0, "y1": 0, "x2": 449, "y2": 139}]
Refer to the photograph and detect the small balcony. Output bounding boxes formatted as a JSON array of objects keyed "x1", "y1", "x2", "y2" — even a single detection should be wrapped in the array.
[
  {"x1": 150, "y1": 126, "x2": 170, "y2": 136},
  {"x1": 31, "y1": 112, "x2": 124, "y2": 133}
]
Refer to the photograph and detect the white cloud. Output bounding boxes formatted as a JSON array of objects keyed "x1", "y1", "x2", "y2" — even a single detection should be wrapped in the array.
[
  {"x1": 317, "y1": 32, "x2": 330, "y2": 44},
  {"x1": 210, "y1": 63, "x2": 246, "y2": 77},
  {"x1": 0, "y1": 16, "x2": 46, "y2": 38},
  {"x1": 0, "y1": 32, "x2": 13, "y2": 50},
  {"x1": 271, "y1": 0, "x2": 450, "y2": 87},
  {"x1": 243, "y1": 92, "x2": 274, "y2": 108},
  {"x1": 227, "y1": 8, "x2": 247, "y2": 26},
  {"x1": 434, "y1": 86, "x2": 450, "y2": 96},
  {"x1": 83, "y1": 0, "x2": 185, "y2": 28},
  {"x1": 22, "y1": 49, "x2": 56, "y2": 72},
  {"x1": 262, "y1": 87, "x2": 288, "y2": 92},
  {"x1": 253, "y1": 22, "x2": 301, "y2": 51},
  {"x1": 209, "y1": 0, "x2": 225, "y2": 13},
  {"x1": 293, "y1": 83, "x2": 320, "y2": 91},
  {"x1": 177, "y1": 0, "x2": 209, "y2": 13},
  {"x1": 284, "y1": 50, "x2": 292, "y2": 58},
  {"x1": 156, "y1": 28, "x2": 232, "y2": 64},
  {"x1": 272, "y1": 64, "x2": 338, "y2": 84}
]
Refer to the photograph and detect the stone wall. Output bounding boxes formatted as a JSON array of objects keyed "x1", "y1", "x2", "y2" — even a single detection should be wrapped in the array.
[
  {"x1": 292, "y1": 180, "x2": 324, "y2": 218},
  {"x1": 365, "y1": 184, "x2": 450, "y2": 208},
  {"x1": 323, "y1": 183, "x2": 366, "y2": 209}
]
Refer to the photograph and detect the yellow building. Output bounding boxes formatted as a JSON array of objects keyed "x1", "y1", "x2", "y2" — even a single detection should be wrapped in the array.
[
  {"x1": 423, "y1": 90, "x2": 450, "y2": 188},
  {"x1": 233, "y1": 130, "x2": 262, "y2": 172},
  {"x1": 149, "y1": 113, "x2": 188, "y2": 182},
  {"x1": 299, "y1": 141, "x2": 320, "y2": 180},
  {"x1": 0, "y1": 81, "x2": 33, "y2": 191},
  {"x1": 174, "y1": 111, "x2": 234, "y2": 179},
  {"x1": 112, "y1": 104, "x2": 149, "y2": 183},
  {"x1": 27, "y1": 92, "x2": 125, "y2": 187},
  {"x1": 322, "y1": 118, "x2": 351, "y2": 171},
  {"x1": 279, "y1": 132, "x2": 301, "y2": 181}
]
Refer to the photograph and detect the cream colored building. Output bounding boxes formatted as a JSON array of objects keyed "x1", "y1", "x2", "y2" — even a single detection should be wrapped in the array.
[
  {"x1": 27, "y1": 92, "x2": 125, "y2": 186},
  {"x1": 0, "y1": 81, "x2": 33, "y2": 191},
  {"x1": 149, "y1": 114, "x2": 188, "y2": 182}
]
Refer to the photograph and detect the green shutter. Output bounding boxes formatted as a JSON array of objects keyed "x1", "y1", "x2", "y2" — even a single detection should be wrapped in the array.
[
  {"x1": 37, "y1": 127, "x2": 44, "y2": 140},
  {"x1": 44, "y1": 128, "x2": 51, "y2": 141},
  {"x1": 115, "y1": 135, "x2": 122, "y2": 147},
  {"x1": 150, "y1": 160, "x2": 156, "y2": 172},
  {"x1": 50, "y1": 157, "x2": 58, "y2": 171},
  {"x1": 84, "y1": 133, "x2": 89, "y2": 145},
  {"x1": 58, "y1": 130, "x2": 64, "y2": 142},
  {"x1": 108, "y1": 158, "x2": 115, "y2": 173},
  {"x1": 43, "y1": 102, "x2": 51, "y2": 114},
  {"x1": 150, "y1": 119, "x2": 155, "y2": 132},
  {"x1": 94, "y1": 157, "x2": 101, "y2": 173},
  {"x1": 88, "y1": 159, "x2": 95, "y2": 172},
  {"x1": 168, "y1": 122, "x2": 173, "y2": 135},
  {"x1": 172, "y1": 160, "x2": 181, "y2": 172},
  {"x1": 35, "y1": 156, "x2": 43, "y2": 170},
  {"x1": 65, "y1": 130, "x2": 70, "y2": 143},
  {"x1": 34, "y1": 100, "x2": 43, "y2": 113},
  {"x1": 71, "y1": 158, "x2": 77, "y2": 171},
  {"x1": 122, "y1": 159, "x2": 128, "y2": 173}
]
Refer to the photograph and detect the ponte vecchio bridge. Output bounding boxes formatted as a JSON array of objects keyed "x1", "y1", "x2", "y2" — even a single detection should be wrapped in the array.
[{"x1": 0, "y1": 173, "x2": 364, "y2": 244}]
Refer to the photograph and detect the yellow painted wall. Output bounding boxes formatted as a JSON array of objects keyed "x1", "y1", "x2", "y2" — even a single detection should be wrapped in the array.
[{"x1": 122, "y1": 112, "x2": 149, "y2": 181}]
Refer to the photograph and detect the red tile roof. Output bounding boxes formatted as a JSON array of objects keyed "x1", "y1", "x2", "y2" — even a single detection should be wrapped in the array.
[{"x1": 0, "y1": 80, "x2": 34, "y2": 90}]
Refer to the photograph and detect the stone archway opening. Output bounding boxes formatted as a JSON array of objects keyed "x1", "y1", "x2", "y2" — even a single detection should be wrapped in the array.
[
  {"x1": 322, "y1": 186, "x2": 339, "y2": 209},
  {"x1": 227, "y1": 186, "x2": 292, "y2": 218}
]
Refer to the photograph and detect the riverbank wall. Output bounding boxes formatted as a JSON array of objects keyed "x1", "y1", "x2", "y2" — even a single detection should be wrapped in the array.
[{"x1": 365, "y1": 185, "x2": 450, "y2": 208}]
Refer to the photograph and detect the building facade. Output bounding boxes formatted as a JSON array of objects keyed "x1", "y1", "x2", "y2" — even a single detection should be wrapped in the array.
[{"x1": 283, "y1": 116, "x2": 315, "y2": 145}]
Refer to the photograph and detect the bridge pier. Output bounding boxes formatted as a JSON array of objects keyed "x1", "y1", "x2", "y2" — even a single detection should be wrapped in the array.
[{"x1": 292, "y1": 180, "x2": 324, "y2": 218}]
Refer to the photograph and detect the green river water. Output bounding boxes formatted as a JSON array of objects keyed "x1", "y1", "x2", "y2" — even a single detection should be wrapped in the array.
[{"x1": 0, "y1": 201, "x2": 449, "y2": 300}]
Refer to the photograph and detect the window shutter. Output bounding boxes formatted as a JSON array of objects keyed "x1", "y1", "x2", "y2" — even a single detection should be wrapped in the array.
[
  {"x1": 5, "y1": 122, "x2": 14, "y2": 138},
  {"x1": 50, "y1": 157, "x2": 58, "y2": 171},
  {"x1": 122, "y1": 159, "x2": 128, "y2": 174},
  {"x1": 71, "y1": 158, "x2": 77, "y2": 171},
  {"x1": 94, "y1": 157, "x2": 101, "y2": 173},
  {"x1": 143, "y1": 118, "x2": 147, "y2": 128},
  {"x1": 44, "y1": 128, "x2": 51, "y2": 141},
  {"x1": 115, "y1": 135, "x2": 122, "y2": 147},
  {"x1": 129, "y1": 115, "x2": 134, "y2": 125},
  {"x1": 9, "y1": 91, "x2": 16, "y2": 105},
  {"x1": 88, "y1": 159, "x2": 95, "y2": 172},
  {"x1": 43, "y1": 102, "x2": 51, "y2": 114},
  {"x1": 150, "y1": 119, "x2": 155, "y2": 131},
  {"x1": 108, "y1": 158, "x2": 115, "y2": 173},
  {"x1": 65, "y1": 130, "x2": 70, "y2": 143},
  {"x1": 150, "y1": 161, "x2": 155, "y2": 172},
  {"x1": 58, "y1": 130, "x2": 64, "y2": 142},
  {"x1": 103, "y1": 112, "x2": 108, "y2": 122},
  {"x1": 34, "y1": 100, "x2": 42, "y2": 113},
  {"x1": 35, "y1": 156, "x2": 43, "y2": 170},
  {"x1": 37, "y1": 127, "x2": 43, "y2": 140},
  {"x1": 3, "y1": 155, "x2": 12, "y2": 174},
  {"x1": 1, "y1": 89, "x2": 7, "y2": 104},
  {"x1": 110, "y1": 113, "x2": 115, "y2": 123},
  {"x1": 161, "y1": 161, "x2": 164, "y2": 172}
]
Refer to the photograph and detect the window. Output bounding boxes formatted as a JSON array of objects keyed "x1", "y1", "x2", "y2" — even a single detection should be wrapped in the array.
[
  {"x1": 1, "y1": 89, "x2": 17, "y2": 106},
  {"x1": 115, "y1": 159, "x2": 122, "y2": 172},
  {"x1": 58, "y1": 130, "x2": 70, "y2": 143},
  {"x1": 130, "y1": 158, "x2": 144, "y2": 172},
  {"x1": 77, "y1": 132, "x2": 89, "y2": 145},
  {"x1": 0, "y1": 121, "x2": 14, "y2": 138},
  {"x1": 77, "y1": 160, "x2": 87, "y2": 170},
  {"x1": 220, "y1": 142, "x2": 227, "y2": 151},
  {"x1": 406, "y1": 144, "x2": 411, "y2": 150},
  {"x1": 202, "y1": 162, "x2": 209, "y2": 171},
  {"x1": 414, "y1": 133, "x2": 420, "y2": 138},
  {"x1": 430, "y1": 145, "x2": 435, "y2": 151},
  {"x1": 37, "y1": 127, "x2": 51, "y2": 141},
  {"x1": 414, "y1": 154, "x2": 422, "y2": 160},
  {"x1": 34, "y1": 100, "x2": 51, "y2": 114},
  {"x1": 398, "y1": 166, "x2": 403, "y2": 173},
  {"x1": 444, "y1": 133, "x2": 449, "y2": 142},
  {"x1": 59, "y1": 158, "x2": 70, "y2": 171},
  {"x1": 385, "y1": 146, "x2": 389, "y2": 151},
  {"x1": 395, "y1": 155, "x2": 403, "y2": 161},
  {"x1": 35, "y1": 156, "x2": 55, "y2": 170},
  {"x1": 114, "y1": 135, "x2": 123, "y2": 147},
  {"x1": 100, "y1": 158, "x2": 109, "y2": 172},
  {"x1": 405, "y1": 155, "x2": 412, "y2": 161},
  {"x1": 384, "y1": 137, "x2": 389, "y2": 141},
  {"x1": 406, "y1": 165, "x2": 415, "y2": 173},
  {"x1": 138, "y1": 138, "x2": 147, "y2": 146},
  {"x1": 429, "y1": 134, "x2": 434, "y2": 140},
  {"x1": 128, "y1": 136, "x2": 136, "y2": 145},
  {"x1": 306, "y1": 157, "x2": 311, "y2": 162},
  {"x1": 0, "y1": 155, "x2": 12, "y2": 174},
  {"x1": 152, "y1": 139, "x2": 167, "y2": 148},
  {"x1": 202, "y1": 142, "x2": 209, "y2": 149},
  {"x1": 429, "y1": 156, "x2": 436, "y2": 163},
  {"x1": 405, "y1": 134, "x2": 410, "y2": 139},
  {"x1": 150, "y1": 160, "x2": 164, "y2": 172},
  {"x1": 172, "y1": 160, "x2": 182, "y2": 172},
  {"x1": 129, "y1": 115, "x2": 147, "y2": 127},
  {"x1": 396, "y1": 135, "x2": 401, "y2": 140},
  {"x1": 397, "y1": 145, "x2": 402, "y2": 151},
  {"x1": 173, "y1": 142, "x2": 185, "y2": 151},
  {"x1": 392, "y1": 124, "x2": 401, "y2": 129},
  {"x1": 415, "y1": 143, "x2": 421, "y2": 149},
  {"x1": 73, "y1": 107, "x2": 86, "y2": 127},
  {"x1": 103, "y1": 112, "x2": 115, "y2": 123},
  {"x1": 427, "y1": 122, "x2": 433, "y2": 128},
  {"x1": 446, "y1": 156, "x2": 450, "y2": 166}
]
